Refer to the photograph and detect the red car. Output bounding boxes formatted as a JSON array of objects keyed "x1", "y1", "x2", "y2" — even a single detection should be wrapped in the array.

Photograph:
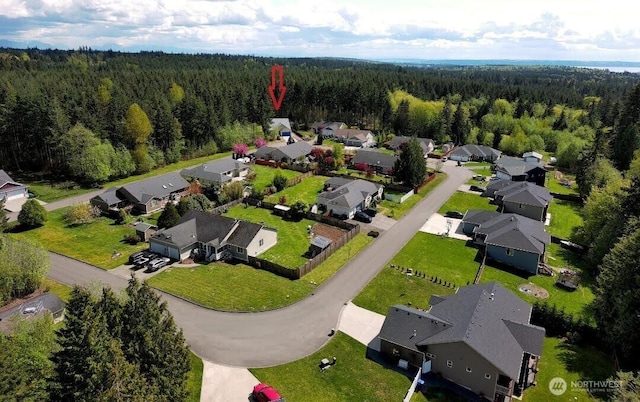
[{"x1": 252, "y1": 383, "x2": 284, "y2": 402}]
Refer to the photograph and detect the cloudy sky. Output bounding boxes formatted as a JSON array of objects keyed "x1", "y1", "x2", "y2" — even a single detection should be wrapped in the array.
[{"x1": 1, "y1": 0, "x2": 639, "y2": 61}]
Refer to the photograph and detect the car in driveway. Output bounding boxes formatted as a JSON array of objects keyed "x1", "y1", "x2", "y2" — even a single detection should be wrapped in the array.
[
  {"x1": 354, "y1": 210, "x2": 373, "y2": 223},
  {"x1": 147, "y1": 257, "x2": 171, "y2": 272},
  {"x1": 444, "y1": 211, "x2": 464, "y2": 219},
  {"x1": 469, "y1": 185, "x2": 484, "y2": 192},
  {"x1": 252, "y1": 383, "x2": 284, "y2": 402}
]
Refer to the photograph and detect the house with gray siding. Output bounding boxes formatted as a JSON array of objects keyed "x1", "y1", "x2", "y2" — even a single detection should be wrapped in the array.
[
  {"x1": 463, "y1": 211, "x2": 550, "y2": 274},
  {"x1": 493, "y1": 181, "x2": 552, "y2": 221},
  {"x1": 377, "y1": 282, "x2": 545, "y2": 401},
  {"x1": 333, "y1": 129, "x2": 375, "y2": 147},
  {"x1": 253, "y1": 141, "x2": 312, "y2": 163},
  {"x1": 181, "y1": 159, "x2": 250, "y2": 186},
  {"x1": 316, "y1": 178, "x2": 383, "y2": 219},
  {"x1": 449, "y1": 145, "x2": 502, "y2": 162},
  {"x1": 149, "y1": 210, "x2": 277, "y2": 262},
  {"x1": 270, "y1": 118, "x2": 292, "y2": 138}
]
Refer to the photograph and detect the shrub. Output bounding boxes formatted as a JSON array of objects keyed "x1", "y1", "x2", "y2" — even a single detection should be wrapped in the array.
[
  {"x1": 123, "y1": 234, "x2": 141, "y2": 245},
  {"x1": 272, "y1": 172, "x2": 287, "y2": 192},
  {"x1": 279, "y1": 195, "x2": 287, "y2": 205},
  {"x1": 63, "y1": 203, "x2": 99, "y2": 226},
  {"x1": 18, "y1": 199, "x2": 47, "y2": 228},
  {"x1": 114, "y1": 209, "x2": 130, "y2": 225}
]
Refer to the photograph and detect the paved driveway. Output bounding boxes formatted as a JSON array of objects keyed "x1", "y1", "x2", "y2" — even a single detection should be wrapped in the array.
[{"x1": 419, "y1": 213, "x2": 470, "y2": 241}]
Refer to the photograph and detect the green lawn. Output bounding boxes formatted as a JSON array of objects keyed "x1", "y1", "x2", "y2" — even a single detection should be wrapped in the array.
[
  {"x1": 265, "y1": 175, "x2": 328, "y2": 205},
  {"x1": 353, "y1": 233, "x2": 479, "y2": 314},
  {"x1": 43, "y1": 278, "x2": 74, "y2": 302},
  {"x1": 186, "y1": 351, "x2": 203, "y2": 402},
  {"x1": 379, "y1": 173, "x2": 447, "y2": 219},
  {"x1": 437, "y1": 191, "x2": 496, "y2": 215},
  {"x1": 523, "y1": 337, "x2": 614, "y2": 402},
  {"x1": 224, "y1": 205, "x2": 314, "y2": 268},
  {"x1": 10, "y1": 208, "x2": 146, "y2": 269},
  {"x1": 147, "y1": 234, "x2": 372, "y2": 311},
  {"x1": 21, "y1": 152, "x2": 233, "y2": 203},
  {"x1": 251, "y1": 332, "x2": 427, "y2": 402},
  {"x1": 548, "y1": 199, "x2": 584, "y2": 240},
  {"x1": 547, "y1": 172, "x2": 579, "y2": 196},
  {"x1": 467, "y1": 167, "x2": 493, "y2": 176},
  {"x1": 332, "y1": 168, "x2": 390, "y2": 183},
  {"x1": 464, "y1": 162, "x2": 492, "y2": 167},
  {"x1": 248, "y1": 165, "x2": 302, "y2": 193}
]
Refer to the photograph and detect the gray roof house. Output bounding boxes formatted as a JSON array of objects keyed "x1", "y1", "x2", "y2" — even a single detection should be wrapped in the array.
[
  {"x1": 0, "y1": 293, "x2": 66, "y2": 333},
  {"x1": 253, "y1": 141, "x2": 312, "y2": 163},
  {"x1": 351, "y1": 149, "x2": 398, "y2": 175},
  {"x1": 89, "y1": 187, "x2": 128, "y2": 212},
  {"x1": 449, "y1": 145, "x2": 502, "y2": 162},
  {"x1": 494, "y1": 156, "x2": 547, "y2": 186},
  {"x1": 270, "y1": 118, "x2": 292, "y2": 137},
  {"x1": 377, "y1": 282, "x2": 545, "y2": 401},
  {"x1": 389, "y1": 136, "x2": 435, "y2": 156},
  {"x1": 333, "y1": 129, "x2": 375, "y2": 148},
  {"x1": 317, "y1": 178, "x2": 383, "y2": 219},
  {"x1": 149, "y1": 210, "x2": 277, "y2": 263},
  {"x1": 491, "y1": 181, "x2": 553, "y2": 221},
  {"x1": 463, "y1": 211, "x2": 551, "y2": 274},
  {"x1": 0, "y1": 169, "x2": 28, "y2": 204},
  {"x1": 181, "y1": 159, "x2": 250, "y2": 185}
]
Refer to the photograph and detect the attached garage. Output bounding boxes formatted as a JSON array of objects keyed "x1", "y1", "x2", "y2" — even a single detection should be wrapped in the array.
[{"x1": 0, "y1": 170, "x2": 28, "y2": 202}]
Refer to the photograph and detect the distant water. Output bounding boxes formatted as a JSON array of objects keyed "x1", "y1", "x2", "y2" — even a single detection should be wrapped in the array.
[
  {"x1": 580, "y1": 66, "x2": 640, "y2": 73},
  {"x1": 375, "y1": 59, "x2": 640, "y2": 73}
]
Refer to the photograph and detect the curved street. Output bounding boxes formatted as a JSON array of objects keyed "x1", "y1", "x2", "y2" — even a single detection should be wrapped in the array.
[{"x1": 47, "y1": 163, "x2": 472, "y2": 367}]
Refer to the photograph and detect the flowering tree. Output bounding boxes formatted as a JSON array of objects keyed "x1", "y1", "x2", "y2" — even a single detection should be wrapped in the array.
[
  {"x1": 355, "y1": 162, "x2": 368, "y2": 172},
  {"x1": 232, "y1": 143, "x2": 249, "y2": 157},
  {"x1": 254, "y1": 137, "x2": 267, "y2": 148}
]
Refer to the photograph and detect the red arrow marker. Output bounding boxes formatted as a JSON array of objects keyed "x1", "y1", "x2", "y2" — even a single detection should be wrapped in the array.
[{"x1": 268, "y1": 65, "x2": 286, "y2": 111}]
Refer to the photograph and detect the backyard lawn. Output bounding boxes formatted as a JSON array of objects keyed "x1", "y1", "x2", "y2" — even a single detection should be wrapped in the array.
[
  {"x1": 547, "y1": 171, "x2": 579, "y2": 196},
  {"x1": 147, "y1": 234, "x2": 372, "y2": 311},
  {"x1": 548, "y1": 199, "x2": 584, "y2": 240},
  {"x1": 10, "y1": 208, "x2": 146, "y2": 269},
  {"x1": 251, "y1": 332, "x2": 427, "y2": 402},
  {"x1": 265, "y1": 175, "x2": 329, "y2": 205},
  {"x1": 437, "y1": 191, "x2": 496, "y2": 215},
  {"x1": 248, "y1": 165, "x2": 302, "y2": 193},
  {"x1": 224, "y1": 205, "x2": 314, "y2": 268},
  {"x1": 378, "y1": 173, "x2": 447, "y2": 219},
  {"x1": 353, "y1": 233, "x2": 479, "y2": 314}
]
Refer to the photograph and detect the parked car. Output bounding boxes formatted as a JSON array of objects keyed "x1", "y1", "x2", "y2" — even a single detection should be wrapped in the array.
[
  {"x1": 445, "y1": 211, "x2": 464, "y2": 219},
  {"x1": 147, "y1": 257, "x2": 170, "y2": 272},
  {"x1": 469, "y1": 185, "x2": 484, "y2": 192},
  {"x1": 367, "y1": 230, "x2": 380, "y2": 238},
  {"x1": 363, "y1": 208, "x2": 377, "y2": 217},
  {"x1": 129, "y1": 251, "x2": 145, "y2": 264},
  {"x1": 354, "y1": 211, "x2": 373, "y2": 223},
  {"x1": 252, "y1": 383, "x2": 284, "y2": 402},
  {"x1": 132, "y1": 256, "x2": 151, "y2": 269}
]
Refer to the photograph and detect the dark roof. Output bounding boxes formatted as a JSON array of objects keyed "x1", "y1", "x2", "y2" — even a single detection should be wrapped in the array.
[
  {"x1": 0, "y1": 169, "x2": 25, "y2": 188},
  {"x1": 318, "y1": 178, "x2": 382, "y2": 209},
  {"x1": 92, "y1": 187, "x2": 124, "y2": 206},
  {"x1": 450, "y1": 145, "x2": 501, "y2": 159},
  {"x1": 253, "y1": 146, "x2": 277, "y2": 160},
  {"x1": 133, "y1": 222, "x2": 156, "y2": 232},
  {"x1": 120, "y1": 172, "x2": 189, "y2": 204},
  {"x1": 181, "y1": 159, "x2": 248, "y2": 183},
  {"x1": 474, "y1": 213, "x2": 550, "y2": 254},
  {"x1": 379, "y1": 282, "x2": 545, "y2": 380},
  {"x1": 494, "y1": 156, "x2": 547, "y2": 177},
  {"x1": 0, "y1": 293, "x2": 65, "y2": 321},
  {"x1": 310, "y1": 235, "x2": 332, "y2": 249},
  {"x1": 151, "y1": 210, "x2": 237, "y2": 249},
  {"x1": 226, "y1": 220, "x2": 262, "y2": 248},
  {"x1": 334, "y1": 129, "x2": 372, "y2": 141},
  {"x1": 485, "y1": 179, "x2": 516, "y2": 195},
  {"x1": 254, "y1": 141, "x2": 312, "y2": 161},
  {"x1": 494, "y1": 181, "x2": 552, "y2": 208},
  {"x1": 352, "y1": 149, "x2": 398, "y2": 169},
  {"x1": 389, "y1": 136, "x2": 434, "y2": 153},
  {"x1": 462, "y1": 210, "x2": 501, "y2": 226}
]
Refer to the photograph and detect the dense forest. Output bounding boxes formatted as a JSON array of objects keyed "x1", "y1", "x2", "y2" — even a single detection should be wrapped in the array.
[{"x1": 1, "y1": 47, "x2": 640, "y2": 183}]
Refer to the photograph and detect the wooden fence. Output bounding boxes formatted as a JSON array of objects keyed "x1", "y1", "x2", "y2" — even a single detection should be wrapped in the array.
[
  {"x1": 414, "y1": 172, "x2": 437, "y2": 193},
  {"x1": 210, "y1": 198, "x2": 244, "y2": 215},
  {"x1": 286, "y1": 171, "x2": 314, "y2": 187}
]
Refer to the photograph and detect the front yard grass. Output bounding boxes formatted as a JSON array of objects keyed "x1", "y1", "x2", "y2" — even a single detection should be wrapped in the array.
[
  {"x1": 437, "y1": 191, "x2": 495, "y2": 215},
  {"x1": 250, "y1": 332, "x2": 427, "y2": 402},
  {"x1": 379, "y1": 173, "x2": 447, "y2": 219},
  {"x1": 523, "y1": 337, "x2": 614, "y2": 402},
  {"x1": 248, "y1": 165, "x2": 302, "y2": 193},
  {"x1": 43, "y1": 279, "x2": 74, "y2": 302},
  {"x1": 224, "y1": 205, "x2": 314, "y2": 268},
  {"x1": 353, "y1": 233, "x2": 479, "y2": 315},
  {"x1": 10, "y1": 208, "x2": 146, "y2": 269},
  {"x1": 147, "y1": 234, "x2": 372, "y2": 311},
  {"x1": 548, "y1": 199, "x2": 584, "y2": 240},
  {"x1": 186, "y1": 351, "x2": 203, "y2": 402},
  {"x1": 265, "y1": 175, "x2": 328, "y2": 205}
]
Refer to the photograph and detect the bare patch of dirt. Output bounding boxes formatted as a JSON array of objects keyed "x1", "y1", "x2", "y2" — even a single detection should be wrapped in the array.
[
  {"x1": 518, "y1": 283, "x2": 549, "y2": 299},
  {"x1": 311, "y1": 223, "x2": 346, "y2": 242}
]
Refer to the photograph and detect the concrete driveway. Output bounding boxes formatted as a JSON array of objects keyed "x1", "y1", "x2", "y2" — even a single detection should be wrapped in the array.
[
  {"x1": 200, "y1": 361, "x2": 259, "y2": 402},
  {"x1": 419, "y1": 213, "x2": 471, "y2": 241},
  {"x1": 337, "y1": 302, "x2": 385, "y2": 351}
]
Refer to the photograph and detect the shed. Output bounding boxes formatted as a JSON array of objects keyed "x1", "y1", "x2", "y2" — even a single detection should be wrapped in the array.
[
  {"x1": 309, "y1": 235, "x2": 332, "y2": 257},
  {"x1": 273, "y1": 204, "x2": 291, "y2": 217},
  {"x1": 133, "y1": 221, "x2": 158, "y2": 241}
]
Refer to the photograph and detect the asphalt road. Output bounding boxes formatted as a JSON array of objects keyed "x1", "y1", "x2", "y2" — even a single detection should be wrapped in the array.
[{"x1": 47, "y1": 163, "x2": 471, "y2": 367}]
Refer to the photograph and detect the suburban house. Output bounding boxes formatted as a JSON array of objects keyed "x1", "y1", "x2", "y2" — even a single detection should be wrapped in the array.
[
  {"x1": 0, "y1": 169, "x2": 28, "y2": 209},
  {"x1": 180, "y1": 158, "x2": 250, "y2": 186},
  {"x1": 449, "y1": 145, "x2": 502, "y2": 162},
  {"x1": 462, "y1": 211, "x2": 551, "y2": 274},
  {"x1": 0, "y1": 293, "x2": 66, "y2": 334},
  {"x1": 149, "y1": 210, "x2": 277, "y2": 262},
  {"x1": 333, "y1": 129, "x2": 375, "y2": 148},
  {"x1": 389, "y1": 136, "x2": 435, "y2": 156},
  {"x1": 377, "y1": 282, "x2": 545, "y2": 402},
  {"x1": 317, "y1": 177, "x2": 383, "y2": 219},
  {"x1": 253, "y1": 141, "x2": 313, "y2": 163},
  {"x1": 485, "y1": 181, "x2": 552, "y2": 222},
  {"x1": 351, "y1": 149, "x2": 398, "y2": 175},
  {"x1": 522, "y1": 151, "x2": 543, "y2": 164},
  {"x1": 494, "y1": 156, "x2": 547, "y2": 186},
  {"x1": 310, "y1": 120, "x2": 347, "y2": 136},
  {"x1": 441, "y1": 142, "x2": 455, "y2": 154},
  {"x1": 270, "y1": 118, "x2": 292, "y2": 138},
  {"x1": 90, "y1": 172, "x2": 189, "y2": 214}
]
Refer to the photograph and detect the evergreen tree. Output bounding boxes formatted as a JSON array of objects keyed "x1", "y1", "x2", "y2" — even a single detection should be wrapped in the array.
[
  {"x1": 611, "y1": 84, "x2": 640, "y2": 170},
  {"x1": 608, "y1": 371, "x2": 640, "y2": 401},
  {"x1": 18, "y1": 199, "x2": 48, "y2": 228},
  {"x1": 0, "y1": 198, "x2": 8, "y2": 232},
  {"x1": 451, "y1": 103, "x2": 468, "y2": 145},
  {"x1": 393, "y1": 137, "x2": 427, "y2": 187},
  {"x1": 157, "y1": 202, "x2": 181, "y2": 229}
]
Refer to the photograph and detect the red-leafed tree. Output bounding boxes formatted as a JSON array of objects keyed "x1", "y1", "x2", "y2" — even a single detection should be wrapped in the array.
[
  {"x1": 355, "y1": 162, "x2": 368, "y2": 172},
  {"x1": 254, "y1": 137, "x2": 267, "y2": 148},
  {"x1": 232, "y1": 143, "x2": 249, "y2": 156},
  {"x1": 310, "y1": 148, "x2": 325, "y2": 160}
]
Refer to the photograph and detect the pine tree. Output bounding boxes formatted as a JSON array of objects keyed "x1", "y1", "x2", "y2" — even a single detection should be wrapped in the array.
[
  {"x1": 157, "y1": 202, "x2": 180, "y2": 229},
  {"x1": 611, "y1": 84, "x2": 640, "y2": 170},
  {"x1": 393, "y1": 137, "x2": 427, "y2": 187},
  {"x1": 0, "y1": 198, "x2": 8, "y2": 232}
]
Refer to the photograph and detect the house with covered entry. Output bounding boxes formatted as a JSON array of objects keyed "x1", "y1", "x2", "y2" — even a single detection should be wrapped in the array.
[
  {"x1": 316, "y1": 177, "x2": 383, "y2": 219},
  {"x1": 389, "y1": 136, "x2": 435, "y2": 156},
  {"x1": 377, "y1": 281, "x2": 545, "y2": 402},
  {"x1": 253, "y1": 141, "x2": 313, "y2": 163},
  {"x1": 484, "y1": 180, "x2": 552, "y2": 222},
  {"x1": 0, "y1": 169, "x2": 28, "y2": 210},
  {"x1": 462, "y1": 211, "x2": 550, "y2": 274},
  {"x1": 351, "y1": 149, "x2": 398, "y2": 175},
  {"x1": 149, "y1": 210, "x2": 277, "y2": 262},
  {"x1": 333, "y1": 129, "x2": 375, "y2": 148},
  {"x1": 448, "y1": 145, "x2": 502, "y2": 162},
  {"x1": 180, "y1": 158, "x2": 250, "y2": 186}
]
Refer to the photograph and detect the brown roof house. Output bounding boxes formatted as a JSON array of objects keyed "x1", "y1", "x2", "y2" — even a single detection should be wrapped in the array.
[{"x1": 377, "y1": 282, "x2": 545, "y2": 401}]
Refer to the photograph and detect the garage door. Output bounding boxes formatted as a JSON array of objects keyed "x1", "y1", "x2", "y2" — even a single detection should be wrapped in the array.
[
  {"x1": 149, "y1": 242, "x2": 179, "y2": 260},
  {"x1": 2, "y1": 189, "x2": 26, "y2": 201}
]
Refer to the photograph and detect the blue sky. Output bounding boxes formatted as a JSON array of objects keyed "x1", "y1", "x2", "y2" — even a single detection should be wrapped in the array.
[{"x1": 1, "y1": 0, "x2": 639, "y2": 61}]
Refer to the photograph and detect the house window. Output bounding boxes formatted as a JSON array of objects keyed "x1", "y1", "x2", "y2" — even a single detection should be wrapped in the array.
[
  {"x1": 236, "y1": 246, "x2": 244, "y2": 253},
  {"x1": 506, "y1": 248, "x2": 514, "y2": 256},
  {"x1": 485, "y1": 373, "x2": 492, "y2": 380},
  {"x1": 519, "y1": 203, "x2": 525, "y2": 209},
  {"x1": 392, "y1": 348, "x2": 400, "y2": 357},
  {"x1": 426, "y1": 353, "x2": 436, "y2": 359},
  {"x1": 466, "y1": 367, "x2": 472, "y2": 373},
  {"x1": 259, "y1": 239, "x2": 264, "y2": 246},
  {"x1": 446, "y1": 360, "x2": 453, "y2": 368}
]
